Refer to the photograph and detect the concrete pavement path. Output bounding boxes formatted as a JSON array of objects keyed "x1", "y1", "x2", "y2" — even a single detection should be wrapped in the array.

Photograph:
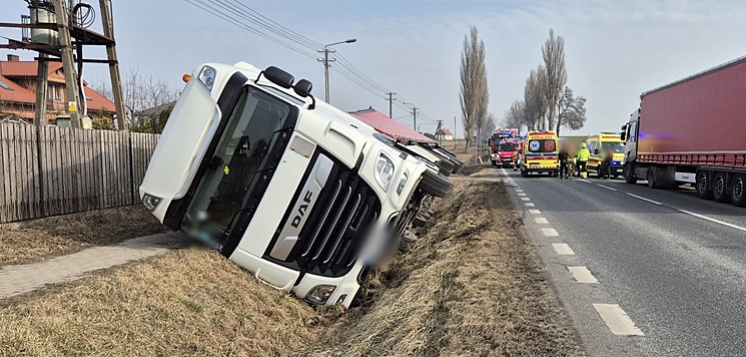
[{"x1": 0, "y1": 232, "x2": 183, "y2": 299}]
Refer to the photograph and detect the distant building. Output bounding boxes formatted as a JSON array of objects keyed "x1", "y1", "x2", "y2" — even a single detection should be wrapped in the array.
[
  {"x1": 435, "y1": 128, "x2": 454, "y2": 141},
  {"x1": 0, "y1": 54, "x2": 114, "y2": 123}
]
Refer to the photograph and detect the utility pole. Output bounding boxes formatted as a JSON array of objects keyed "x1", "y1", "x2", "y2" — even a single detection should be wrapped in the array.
[
  {"x1": 454, "y1": 116, "x2": 457, "y2": 139},
  {"x1": 385, "y1": 92, "x2": 396, "y2": 118},
  {"x1": 318, "y1": 48, "x2": 336, "y2": 103},
  {"x1": 436, "y1": 120, "x2": 443, "y2": 146},
  {"x1": 99, "y1": 0, "x2": 127, "y2": 130},
  {"x1": 317, "y1": 39, "x2": 356, "y2": 104},
  {"x1": 34, "y1": 54, "x2": 49, "y2": 128},
  {"x1": 53, "y1": 0, "x2": 82, "y2": 129},
  {"x1": 412, "y1": 107, "x2": 418, "y2": 133}
]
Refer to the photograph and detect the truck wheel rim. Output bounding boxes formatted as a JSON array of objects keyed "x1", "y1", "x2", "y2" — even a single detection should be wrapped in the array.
[
  {"x1": 736, "y1": 178, "x2": 744, "y2": 201},
  {"x1": 698, "y1": 174, "x2": 707, "y2": 194},
  {"x1": 716, "y1": 176, "x2": 725, "y2": 195}
]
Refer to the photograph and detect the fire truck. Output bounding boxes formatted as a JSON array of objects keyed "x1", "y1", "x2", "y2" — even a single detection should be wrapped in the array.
[{"x1": 489, "y1": 129, "x2": 519, "y2": 167}]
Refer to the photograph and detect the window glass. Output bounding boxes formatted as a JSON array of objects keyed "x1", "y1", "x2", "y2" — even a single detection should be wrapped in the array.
[
  {"x1": 528, "y1": 139, "x2": 556, "y2": 153},
  {"x1": 0, "y1": 80, "x2": 13, "y2": 91}
]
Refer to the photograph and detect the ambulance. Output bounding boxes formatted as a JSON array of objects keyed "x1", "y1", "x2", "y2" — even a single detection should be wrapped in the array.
[
  {"x1": 586, "y1": 133, "x2": 625, "y2": 178},
  {"x1": 520, "y1": 131, "x2": 559, "y2": 177}
]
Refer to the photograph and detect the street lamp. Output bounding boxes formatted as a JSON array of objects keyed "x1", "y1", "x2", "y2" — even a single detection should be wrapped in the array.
[
  {"x1": 319, "y1": 38, "x2": 357, "y2": 103},
  {"x1": 403, "y1": 102, "x2": 418, "y2": 133}
]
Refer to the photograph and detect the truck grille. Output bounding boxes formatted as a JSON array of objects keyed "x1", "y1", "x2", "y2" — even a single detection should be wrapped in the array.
[{"x1": 268, "y1": 154, "x2": 381, "y2": 278}]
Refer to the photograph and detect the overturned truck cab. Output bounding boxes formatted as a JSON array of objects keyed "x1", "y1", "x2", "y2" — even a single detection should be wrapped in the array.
[{"x1": 139, "y1": 62, "x2": 451, "y2": 307}]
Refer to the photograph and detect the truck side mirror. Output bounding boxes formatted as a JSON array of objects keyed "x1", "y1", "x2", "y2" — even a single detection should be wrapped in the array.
[{"x1": 621, "y1": 132, "x2": 627, "y2": 141}]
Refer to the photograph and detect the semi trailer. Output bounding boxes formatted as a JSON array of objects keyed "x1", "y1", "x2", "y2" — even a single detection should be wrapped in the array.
[{"x1": 621, "y1": 55, "x2": 746, "y2": 207}]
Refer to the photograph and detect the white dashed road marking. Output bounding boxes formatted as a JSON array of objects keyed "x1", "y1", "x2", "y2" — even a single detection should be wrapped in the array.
[
  {"x1": 525, "y1": 203, "x2": 535, "y2": 207},
  {"x1": 529, "y1": 209, "x2": 541, "y2": 215},
  {"x1": 568, "y1": 266, "x2": 599, "y2": 284},
  {"x1": 542, "y1": 228, "x2": 559, "y2": 237},
  {"x1": 553, "y1": 243, "x2": 575, "y2": 255},
  {"x1": 626, "y1": 193, "x2": 663, "y2": 206},
  {"x1": 598, "y1": 184, "x2": 618, "y2": 192},
  {"x1": 518, "y1": 193, "x2": 527, "y2": 197},
  {"x1": 521, "y1": 197, "x2": 531, "y2": 201},
  {"x1": 678, "y1": 209, "x2": 746, "y2": 233},
  {"x1": 535, "y1": 217, "x2": 549, "y2": 224},
  {"x1": 593, "y1": 304, "x2": 644, "y2": 336},
  {"x1": 579, "y1": 179, "x2": 591, "y2": 184}
]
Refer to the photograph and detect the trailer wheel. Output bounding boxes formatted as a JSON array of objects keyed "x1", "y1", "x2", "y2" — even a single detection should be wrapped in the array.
[
  {"x1": 713, "y1": 172, "x2": 729, "y2": 203},
  {"x1": 647, "y1": 169, "x2": 657, "y2": 189},
  {"x1": 419, "y1": 169, "x2": 452, "y2": 198},
  {"x1": 438, "y1": 159, "x2": 455, "y2": 177},
  {"x1": 696, "y1": 171, "x2": 713, "y2": 200},
  {"x1": 732, "y1": 174, "x2": 746, "y2": 207}
]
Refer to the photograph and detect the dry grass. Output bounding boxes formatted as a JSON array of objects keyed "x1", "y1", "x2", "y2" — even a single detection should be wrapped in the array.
[
  {"x1": 0, "y1": 248, "x2": 328, "y2": 357},
  {"x1": 441, "y1": 140, "x2": 491, "y2": 165},
  {"x1": 0, "y1": 206, "x2": 166, "y2": 268},
  {"x1": 303, "y1": 180, "x2": 585, "y2": 357}
]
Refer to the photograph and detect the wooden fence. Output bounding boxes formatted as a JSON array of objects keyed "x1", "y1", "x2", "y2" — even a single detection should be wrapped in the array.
[{"x1": 0, "y1": 123, "x2": 160, "y2": 223}]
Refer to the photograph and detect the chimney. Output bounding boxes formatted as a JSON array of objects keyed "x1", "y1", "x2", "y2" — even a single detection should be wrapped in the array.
[{"x1": 7, "y1": 55, "x2": 20, "y2": 62}]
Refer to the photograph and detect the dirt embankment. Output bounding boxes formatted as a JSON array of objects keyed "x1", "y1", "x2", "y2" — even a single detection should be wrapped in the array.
[
  {"x1": 0, "y1": 206, "x2": 166, "y2": 268},
  {"x1": 302, "y1": 180, "x2": 585, "y2": 356}
]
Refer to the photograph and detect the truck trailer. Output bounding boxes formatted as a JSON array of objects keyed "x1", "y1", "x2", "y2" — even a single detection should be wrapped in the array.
[{"x1": 621, "y1": 56, "x2": 746, "y2": 207}]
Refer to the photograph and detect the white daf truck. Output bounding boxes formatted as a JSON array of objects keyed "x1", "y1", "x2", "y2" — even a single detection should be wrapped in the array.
[{"x1": 139, "y1": 62, "x2": 451, "y2": 307}]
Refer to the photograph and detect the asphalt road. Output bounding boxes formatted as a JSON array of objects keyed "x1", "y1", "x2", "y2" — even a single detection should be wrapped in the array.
[{"x1": 500, "y1": 168, "x2": 746, "y2": 357}]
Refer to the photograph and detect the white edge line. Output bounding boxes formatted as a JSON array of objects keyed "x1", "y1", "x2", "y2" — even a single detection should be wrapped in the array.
[
  {"x1": 679, "y1": 209, "x2": 746, "y2": 233},
  {"x1": 593, "y1": 304, "x2": 644, "y2": 336},
  {"x1": 567, "y1": 266, "x2": 599, "y2": 284},
  {"x1": 626, "y1": 193, "x2": 662, "y2": 206}
]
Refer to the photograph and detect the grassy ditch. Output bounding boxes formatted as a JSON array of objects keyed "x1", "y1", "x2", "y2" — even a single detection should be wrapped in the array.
[
  {"x1": 0, "y1": 248, "x2": 329, "y2": 357},
  {"x1": 0, "y1": 206, "x2": 166, "y2": 268},
  {"x1": 302, "y1": 180, "x2": 585, "y2": 356}
]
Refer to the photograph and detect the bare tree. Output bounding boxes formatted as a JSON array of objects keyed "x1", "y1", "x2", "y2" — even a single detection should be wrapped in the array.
[
  {"x1": 478, "y1": 113, "x2": 497, "y2": 141},
  {"x1": 122, "y1": 67, "x2": 178, "y2": 132},
  {"x1": 556, "y1": 86, "x2": 587, "y2": 136},
  {"x1": 459, "y1": 26, "x2": 489, "y2": 149},
  {"x1": 523, "y1": 65, "x2": 548, "y2": 131},
  {"x1": 542, "y1": 29, "x2": 567, "y2": 131},
  {"x1": 503, "y1": 100, "x2": 526, "y2": 131}
]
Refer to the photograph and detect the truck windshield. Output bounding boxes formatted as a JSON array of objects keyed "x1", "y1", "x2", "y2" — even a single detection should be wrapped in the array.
[
  {"x1": 181, "y1": 86, "x2": 293, "y2": 245},
  {"x1": 499, "y1": 143, "x2": 519, "y2": 151},
  {"x1": 528, "y1": 139, "x2": 556, "y2": 153},
  {"x1": 602, "y1": 142, "x2": 625, "y2": 153}
]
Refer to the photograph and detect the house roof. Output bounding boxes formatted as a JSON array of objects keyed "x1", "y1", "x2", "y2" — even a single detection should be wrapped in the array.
[
  {"x1": 438, "y1": 128, "x2": 453, "y2": 136},
  {"x1": 82, "y1": 84, "x2": 116, "y2": 113},
  {"x1": 349, "y1": 107, "x2": 435, "y2": 144},
  {"x1": 0, "y1": 58, "x2": 116, "y2": 113},
  {"x1": 0, "y1": 73, "x2": 37, "y2": 104}
]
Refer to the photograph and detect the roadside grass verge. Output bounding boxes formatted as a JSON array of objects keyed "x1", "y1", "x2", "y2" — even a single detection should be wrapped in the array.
[
  {"x1": 0, "y1": 248, "x2": 328, "y2": 357},
  {"x1": 0, "y1": 206, "x2": 166, "y2": 268},
  {"x1": 302, "y1": 180, "x2": 585, "y2": 356}
]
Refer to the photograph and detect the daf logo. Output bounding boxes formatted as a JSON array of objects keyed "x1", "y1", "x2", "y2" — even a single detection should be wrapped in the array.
[{"x1": 291, "y1": 191, "x2": 313, "y2": 228}]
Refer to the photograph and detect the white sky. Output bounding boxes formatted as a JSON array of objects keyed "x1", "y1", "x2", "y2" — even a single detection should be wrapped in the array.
[{"x1": 2, "y1": 0, "x2": 746, "y2": 136}]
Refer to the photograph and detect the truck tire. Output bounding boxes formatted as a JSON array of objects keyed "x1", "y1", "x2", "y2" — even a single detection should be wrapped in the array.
[
  {"x1": 732, "y1": 174, "x2": 746, "y2": 207},
  {"x1": 419, "y1": 169, "x2": 452, "y2": 198},
  {"x1": 625, "y1": 170, "x2": 637, "y2": 184},
  {"x1": 696, "y1": 171, "x2": 713, "y2": 200},
  {"x1": 438, "y1": 159, "x2": 455, "y2": 177},
  {"x1": 713, "y1": 172, "x2": 729, "y2": 203},
  {"x1": 647, "y1": 169, "x2": 657, "y2": 189}
]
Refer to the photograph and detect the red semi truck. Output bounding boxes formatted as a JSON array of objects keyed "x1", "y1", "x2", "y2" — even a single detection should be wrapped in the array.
[{"x1": 621, "y1": 56, "x2": 746, "y2": 207}]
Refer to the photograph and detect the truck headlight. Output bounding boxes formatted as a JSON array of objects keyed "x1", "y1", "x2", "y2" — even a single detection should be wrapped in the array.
[
  {"x1": 374, "y1": 153, "x2": 395, "y2": 192},
  {"x1": 306, "y1": 285, "x2": 336, "y2": 305},
  {"x1": 198, "y1": 66, "x2": 217, "y2": 92},
  {"x1": 142, "y1": 194, "x2": 162, "y2": 211},
  {"x1": 396, "y1": 173, "x2": 408, "y2": 195}
]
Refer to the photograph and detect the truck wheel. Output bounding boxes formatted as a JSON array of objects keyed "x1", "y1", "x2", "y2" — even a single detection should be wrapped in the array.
[
  {"x1": 419, "y1": 169, "x2": 452, "y2": 198},
  {"x1": 647, "y1": 169, "x2": 657, "y2": 189},
  {"x1": 732, "y1": 174, "x2": 746, "y2": 207},
  {"x1": 696, "y1": 171, "x2": 713, "y2": 200},
  {"x1": 438, "y1": 159, "x2": 455, "y2": 177},
  {"x1": 713, "y1": 172, "x2": 729, "y2": 203},
  {"x1": 625, "y1": 169, "x2": 637, "y2": 184}
]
